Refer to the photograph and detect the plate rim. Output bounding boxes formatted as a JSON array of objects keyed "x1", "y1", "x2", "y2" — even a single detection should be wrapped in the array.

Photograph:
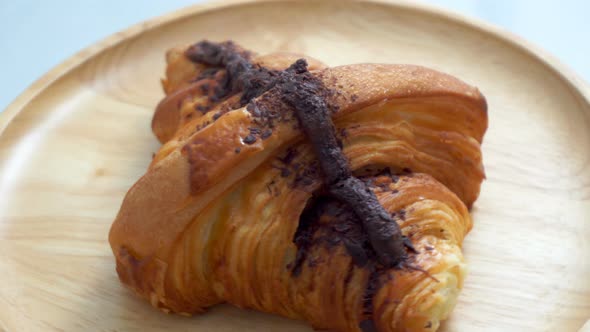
[
  {"x1": 1, "y1": 0, "x2": 589, "y2": 136},
  {"x1": 0, "y1": 0, "x2": 589, "y2": 329}
]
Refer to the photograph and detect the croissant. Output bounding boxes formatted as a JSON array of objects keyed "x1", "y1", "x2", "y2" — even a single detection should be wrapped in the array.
[{"x1": 109, "y1": 41, "x2": 487, "y2": 332}]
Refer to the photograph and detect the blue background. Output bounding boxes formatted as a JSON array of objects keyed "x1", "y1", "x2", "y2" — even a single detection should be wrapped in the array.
[{"x1": 1, "y1": 0, "x2": 588, "y2": 111}]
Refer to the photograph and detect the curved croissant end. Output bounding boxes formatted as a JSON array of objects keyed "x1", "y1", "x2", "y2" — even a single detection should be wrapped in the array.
[{"x1": 110, "y1": 44, "x2": 487, "y2": 332}]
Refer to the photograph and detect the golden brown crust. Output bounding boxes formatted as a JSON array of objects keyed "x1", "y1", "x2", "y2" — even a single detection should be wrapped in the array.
[{"x1": 110, "y1": 46, "x2": 487, "y2": 332}]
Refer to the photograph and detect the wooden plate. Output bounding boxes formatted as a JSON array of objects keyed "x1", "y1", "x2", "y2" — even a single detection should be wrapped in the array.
[{"x1": 1, "y1": 0, "x2": 589, "y2": 331}]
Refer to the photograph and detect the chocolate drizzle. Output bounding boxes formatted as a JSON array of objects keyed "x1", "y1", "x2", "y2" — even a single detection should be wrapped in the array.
[
  {"x1": 291, "y1": 197, "x2": 375, "y2": 276},
  {"x1": 185, "y1": 40, "x2": 414, "y2": 329},
  {"x1": 185, "y1": 40, "x2": 411, "y2": 265},
  {"x1": 185, "y1": 40, "x2": 279, "y2": 108},
  {"x1": 292, "y1": 195, "x2": 394, "y2": 332},
  {"x1": 274, "y1": 59, "x2": 409, "y2": 268}
]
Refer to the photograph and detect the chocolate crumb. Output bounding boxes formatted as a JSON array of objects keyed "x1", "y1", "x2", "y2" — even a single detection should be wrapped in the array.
[
  {"x1": 399, "y1": 209, "x2": 406, "y2": 220},
  {"x1": 235, "y1": 147, "x2": 241, "y2": 154},
  {"x1": 246, "y1": 102, "x2": 261, "y2": 116},
  {"x1": 213, "y1": 112, "x2": 222, "y2": 120},
  {"x1": 200, "y1": 83, "x2": 210, "y2": 94},
  {"x1": 340, "y1": 128, "x2": 348, "y2": 138},
  {"x1": 281, "y1": 168, "x2": 291, "y2": 178},
  {"x1": 278, "y1": 147, "x2": 298, "y2": 165},
  {"x1": 185, "y1": 40, "x2": 278, "y2": 108},
  {"x1": 402, "y1": 237, "x2": 417, "y2": 253},
  {"x1": 261, "y1": 129, "x2": 272, "y2": 140},
  {"x1": 376, "y1": 183, "x2": 388, "y2": 192},
  {"x1": 195, "y1": 104, "x2": 209, "y2": 113},
  {"x1": 243, "y1": 134, "x2": 257, "y2": 145}
]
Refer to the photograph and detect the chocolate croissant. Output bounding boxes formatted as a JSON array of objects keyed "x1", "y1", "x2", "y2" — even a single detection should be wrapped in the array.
[{"x1": 109, "y1": 41, "x2": 487, "y2": 332}]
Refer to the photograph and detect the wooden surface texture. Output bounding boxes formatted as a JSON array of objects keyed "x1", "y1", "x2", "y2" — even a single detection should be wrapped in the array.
[{"x1": 0, "y1": 0, "x2": 589, "y2": 331}]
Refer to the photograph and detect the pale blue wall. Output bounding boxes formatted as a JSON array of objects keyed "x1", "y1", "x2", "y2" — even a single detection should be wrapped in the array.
[{"x1": 1, "y1": 0, "x2": 588, "y2": 111}]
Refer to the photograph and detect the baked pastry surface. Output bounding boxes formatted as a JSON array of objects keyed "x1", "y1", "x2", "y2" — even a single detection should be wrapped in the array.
[{"x1": 109, "y1": 41, "x2": 487, "y2": 332}]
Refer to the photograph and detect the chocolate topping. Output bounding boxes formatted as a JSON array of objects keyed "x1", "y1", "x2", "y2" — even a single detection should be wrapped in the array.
[
  {"x1": 275, "y1": 60, "x2": 408, "y2": 268},
  {"x1": 185, "y1": 41, "x2": 415, "y2": 332},
  {"x1": 293, "y1": 197, "x2": 374, "y2": 274},
  {"x1": 293, "y1": 189, "x2": 397, "y2": 330},
  {"x1": 360, "y1": 265, "x2": 384, "y2": 332},
  {"x1": 185, "y1": 40, "x2": 278, "y2": 108},
  {"x1": 359, "y1": 320, "x2": 378, "y2": 332},
  {"x1": 185, "y1": 40, "x2": 409, "y2": 267}
]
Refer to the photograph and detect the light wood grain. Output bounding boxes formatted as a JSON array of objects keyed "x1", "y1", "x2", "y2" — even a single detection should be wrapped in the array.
[{"x1": 0, "y1": 0, "x2": 589, "y2": 331}]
